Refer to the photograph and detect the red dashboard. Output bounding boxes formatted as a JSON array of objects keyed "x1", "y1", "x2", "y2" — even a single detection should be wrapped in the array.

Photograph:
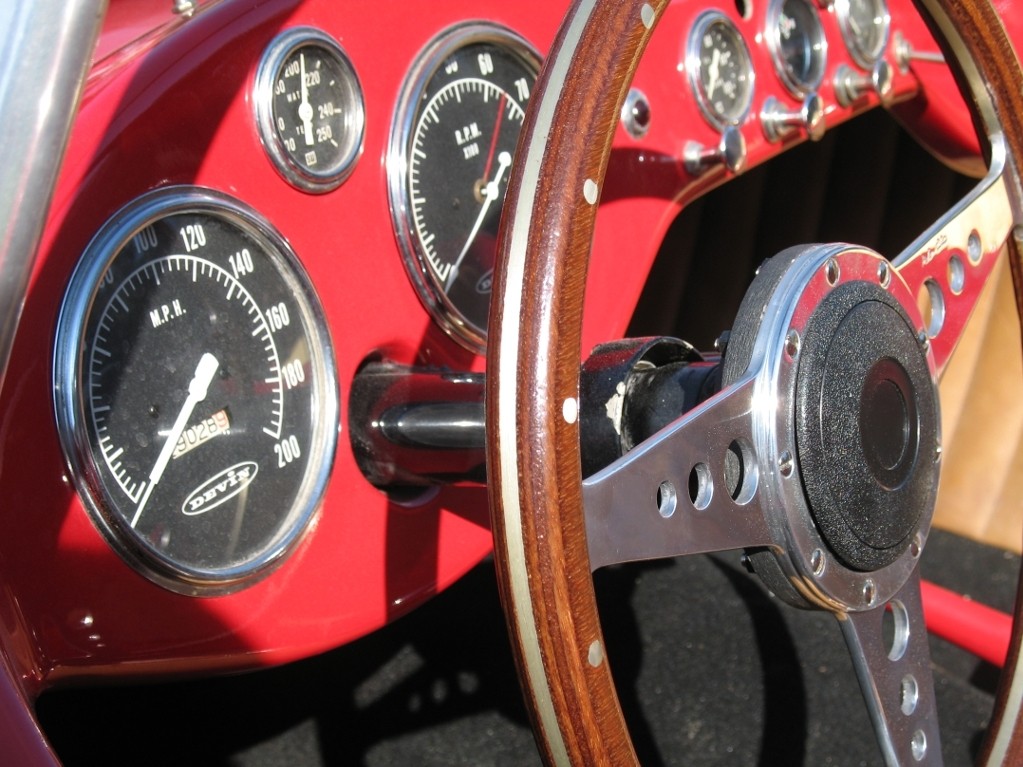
[{"x1": 0, "y1": 0, "x2": 998, "y2": 703}]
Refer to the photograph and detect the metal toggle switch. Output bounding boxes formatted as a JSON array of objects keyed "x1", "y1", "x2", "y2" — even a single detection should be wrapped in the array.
[
  {"x1": 834, "y1": 60, "x2": 894, "y2": 107},
  {"x1": 683, "y1": 125, "x2": 747, "y2": 176},
  {"x1": 894, "y1": 31, "x2": 945, "y2": 73},
  {"x1": 760, "y1": 93, "x2": 826, "y2": 143}
]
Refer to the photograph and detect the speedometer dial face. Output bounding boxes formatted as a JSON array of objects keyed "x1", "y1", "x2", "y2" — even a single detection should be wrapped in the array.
[
  {"x1": 389, "y1": 23, "x2": 540, "y2": 352},
  {"x1": 54, "y1": 188, "x2": 337, "y2": 594},
  {"x1": 255, "y1": 28, "x2": 365, "y2": 193},
  {"x1": 686, "y1": 12, "x2": 755, "y2": 130},
  {"x1": 767, "y1": 0, "x2": 827, "y2": 96}
]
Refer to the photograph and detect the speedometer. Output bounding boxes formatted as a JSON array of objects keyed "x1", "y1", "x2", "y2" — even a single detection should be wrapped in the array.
[
  {"x1": 54, "y1": 188, "x2": 337, "y2": 595},
  {"x1": 388, "y1": 23, "x2": 540, "y2": 352}
]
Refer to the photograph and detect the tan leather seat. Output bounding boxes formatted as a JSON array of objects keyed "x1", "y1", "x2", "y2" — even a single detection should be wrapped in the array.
[{"x1": 935, "y1": 249, "x2": 1023, "y2": 553}]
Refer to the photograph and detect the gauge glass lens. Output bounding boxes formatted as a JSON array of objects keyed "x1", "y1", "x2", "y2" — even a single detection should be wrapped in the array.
[
  {"x1": 836, "y1": 0, "x2": 890, "y2": 68},
  {"x1": 686, "y1": 12, "x2": 755, "y2": 129},
  {"x1": 768, "y1": 0, "x2": 827, "y2": 96},
  {"x1": 54, "y1": 189, "x2": 337, "y2": 594},
  {"x1": 255, "y1": 28, "x2": 365, "y2": 193},
  {"x1": 388, "y1": 24, "x2": 540, "y2": 352}
]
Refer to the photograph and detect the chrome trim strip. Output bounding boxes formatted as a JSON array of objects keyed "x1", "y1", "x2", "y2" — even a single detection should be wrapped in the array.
[{"x1": 0, "y1": 0, "x2": 106, "y2": 402}]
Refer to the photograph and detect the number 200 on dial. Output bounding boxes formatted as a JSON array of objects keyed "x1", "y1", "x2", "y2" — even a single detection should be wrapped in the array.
[{"x1": 54, "y1": 188, "x2": 337, "y2": 594}]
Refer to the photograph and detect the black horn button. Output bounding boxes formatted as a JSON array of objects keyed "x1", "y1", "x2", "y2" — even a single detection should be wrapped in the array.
[{"x1": 795, "y1": 281, "x2": 939, "y2": 571}]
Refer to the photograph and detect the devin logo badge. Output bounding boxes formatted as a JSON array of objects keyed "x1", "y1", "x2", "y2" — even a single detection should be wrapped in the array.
[{"x1": 182, "y1": 462, "x2": 258, "y2": 516}]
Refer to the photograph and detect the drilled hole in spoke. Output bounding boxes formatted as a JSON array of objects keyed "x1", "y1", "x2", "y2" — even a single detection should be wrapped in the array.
[
  {"x1": 916, "y1": 279, "x2": 945, "y2": 338},
  {"x1": 656, "y1": 481, "x2": 677, "y2": 518},
  {"x1": 948, "y1": 254, "x2": 965, "y2": 295},
  {"x1": 911, "y1": 730, "x2": 927, "y2": 761},
  {"x1": 901, "y1": 674, "x2": 919, "y2": 716},
  {"x1": 723, "y1": 439, "x2": 758, "y2": 504},
  {"x1": 688, "y1": 464, "x2": 712, "y2": 510},
  {"x1": 968, "y1": 230, "x2": 982, "y2": 264},
  {"x1": 884, "y1": 599, "x2": 910, "y2": 661}
]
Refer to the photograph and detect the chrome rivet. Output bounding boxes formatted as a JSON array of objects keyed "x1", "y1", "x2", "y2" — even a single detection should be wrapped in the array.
[
  {"x1": 779, "y1": 450, "x2": 794, "y2": 477},
  {"x1": 825, "y1": 258, "x2": 840, "y2": 286},
  {"x1": 810, "y1": 548, "x2": 825, "y2": 576},
  {"x1": 878, "y1": 261, "x2": 891, "y2": 288},
  {"x1": 863, "y1": 579, "x2": 876, "y2": 606},
  {"x1": 785, "y1": 329, "x2": 801, "y2": 360}
]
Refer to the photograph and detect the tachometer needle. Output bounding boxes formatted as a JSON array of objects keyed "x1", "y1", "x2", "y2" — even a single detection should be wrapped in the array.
[
  {"x1": 446, "y1": 150, "x2": 512, "y2": 292},
  {"x1": 131, "y1": 352, "x2": 220, "y2": 529}
]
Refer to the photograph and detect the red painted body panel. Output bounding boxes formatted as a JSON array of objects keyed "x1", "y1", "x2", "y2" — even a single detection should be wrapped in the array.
[{"x1": 0, "y1": 0, "x2": 998, "y2": 700}]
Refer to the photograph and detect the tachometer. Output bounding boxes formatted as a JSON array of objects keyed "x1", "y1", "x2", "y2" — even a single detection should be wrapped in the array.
[
  {"x1": 388, "y1": 23, "x2": 540, "y2": 352},
  {"x1": 255, "y1": 28, "x2": 365, "y2": 193},
  {"x1": 54, "y1": 188, "x2": 337, "y2": 594}
]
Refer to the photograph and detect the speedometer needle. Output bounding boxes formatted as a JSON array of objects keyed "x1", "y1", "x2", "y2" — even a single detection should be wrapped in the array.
[
  {"x1": 446, "y1": 150, "x2": 512, "y2": 292},
  {"x1": 131, "y1": 352, "x2": 220, "y2": 529}
]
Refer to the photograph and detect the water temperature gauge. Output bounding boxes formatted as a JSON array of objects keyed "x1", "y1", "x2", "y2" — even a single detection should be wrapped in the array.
[
  {"x1": 686, "y1": 11, "x2": 755, "y2": 130},
  {"x1": 255, "y1": 28, "x2": 365, "y2": 193}
]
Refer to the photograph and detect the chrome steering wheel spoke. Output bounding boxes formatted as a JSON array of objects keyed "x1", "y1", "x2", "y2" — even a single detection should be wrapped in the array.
[
  {"x1": 894, "y1": 141, "x2": 1017, "y2": 375},
  {"x1": 583, "y1": 375, "x2": 773, "y2": 571},
  {"x1": 840, "y1": 567, "x2": 943, "y2": 765},
  {"x1": 487, "y1": 0, "x2": 1023, "y2": 763}
]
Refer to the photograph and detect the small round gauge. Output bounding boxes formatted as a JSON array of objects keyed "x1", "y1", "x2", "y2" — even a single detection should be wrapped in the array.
[
  {"x1": 255, "y1": 28, "x2": 365, "y2": 193},
  {"x1": 835, "y1": 0, "x2": 890, "y2": 68},
  {"x1": 388, "y1": 23, "x2": 540, "y2": 352},
  {"x1": 767, "y1": 0, "x2": 827, "y2": 96},
  {"x1": 54, "y1": 188, "x2": 337, "y2": 594},
  {"x1": 686, "y1": 12, "x2": 755, "y2": 130}
]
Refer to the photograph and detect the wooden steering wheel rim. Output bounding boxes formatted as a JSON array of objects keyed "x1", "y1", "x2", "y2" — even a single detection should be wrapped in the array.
[{"x1": 485, "y1": 0, "x2": 1023, "y2": 764}]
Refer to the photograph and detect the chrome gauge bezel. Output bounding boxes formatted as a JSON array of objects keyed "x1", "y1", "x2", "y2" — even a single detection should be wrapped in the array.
[
  {"x1": 685, "y1": 11, "x2": 756, "y2": 130},
  {"x1": 835, "y1": 0, "x2": 890, "y2": 68},
  {"x1": 765, "y1": 0, "x2": 828, "y2": 97},
  {"x1": 53, "y1": 187, "x2": 338, "y2": 595},
  {"x1": 387, "y1": 22, "x2": 541, "y2": 353},
  {"x1": 254, "y1": 27, "x2": 365, "y2": 193}
]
